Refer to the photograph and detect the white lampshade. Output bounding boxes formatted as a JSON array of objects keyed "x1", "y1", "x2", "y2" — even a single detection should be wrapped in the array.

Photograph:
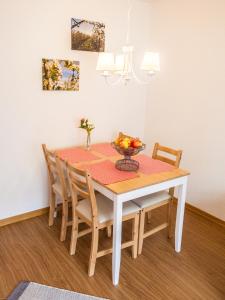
[
  {"x1": 115, "y1": 54, "x2": 125, "y2": 72},
  {"x1": 141, "y1": 52, "x2": 160, "y2": 72},
  {"x1": 96, "y1": 53, "x2": 115, "y2": 71}
]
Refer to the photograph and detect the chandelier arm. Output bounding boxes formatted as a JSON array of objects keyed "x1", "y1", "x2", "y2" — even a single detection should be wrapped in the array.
[
  {"x1": 104, "y1": 75, "x2": 124, "y2": 86},
  {"x1": 130, "y1": 63, "x2": 152, "y2": 85}
]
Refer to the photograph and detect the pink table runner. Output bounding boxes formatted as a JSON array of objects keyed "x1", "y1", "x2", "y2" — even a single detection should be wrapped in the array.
[
  {"x1": 81, "y1": 160, "x2": 138, "y2": 185},
  {"x1": 136, "y1": 154, "x2": 175, "y2": 175},
  {"x1": 91, "y1": 143, "x2": 118, "y2": 156},
  {"x1": 57, "y1": 147, "x2": 99, "y2": 164}
]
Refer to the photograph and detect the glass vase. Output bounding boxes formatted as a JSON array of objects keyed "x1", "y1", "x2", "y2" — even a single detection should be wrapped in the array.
[{"x1": 86, "y1": 132, "x2": 91, "y2": 150}]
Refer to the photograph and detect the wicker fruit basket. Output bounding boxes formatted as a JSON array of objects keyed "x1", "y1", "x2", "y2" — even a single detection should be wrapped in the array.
[{"x1": 111, "y1": 136, "x2": 145, "y2": 171}]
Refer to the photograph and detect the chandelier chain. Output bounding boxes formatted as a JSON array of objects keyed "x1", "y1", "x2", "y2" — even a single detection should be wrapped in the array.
[{"x1": 126, "y1": 0, "x2": 133, "y2": 45}]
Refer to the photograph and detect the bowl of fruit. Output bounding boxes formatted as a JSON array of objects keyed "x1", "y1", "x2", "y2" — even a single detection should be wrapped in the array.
[{"x1": 111, "y1": 132, "x2": 145, "y2": 171}]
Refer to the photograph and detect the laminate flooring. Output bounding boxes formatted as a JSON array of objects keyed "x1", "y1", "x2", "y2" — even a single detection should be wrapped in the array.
[{"x1": 0, "y1": 206, "x2": 225, "y2": 300}]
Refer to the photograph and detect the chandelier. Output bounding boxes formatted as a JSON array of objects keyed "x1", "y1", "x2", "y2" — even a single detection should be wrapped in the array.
[{"x1": 96, "y1": 0, "x2": 160, "y2": 85}]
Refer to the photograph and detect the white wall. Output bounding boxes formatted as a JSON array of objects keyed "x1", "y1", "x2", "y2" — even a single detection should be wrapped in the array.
[
  {"x1": 0, "y1": 0, "x2": 151, "y2": 219},
  {"x1": 1, "y1": 0, "x2": 224, "y2": 222},
  {"x1": 145, "y1": 0, "x2": 225, "y2": 220}
]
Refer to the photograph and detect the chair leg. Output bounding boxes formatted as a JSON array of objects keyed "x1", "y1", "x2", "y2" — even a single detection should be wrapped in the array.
[
  {"x1": 60, "y1": 200, "x2": 68, "y2": 242},
  {"x1": 106, "y1": 226, "x2": 112, "y2": 238},
  {"x1": 138, "y1": 210, "x2": 146, "y2": 255},
  {"x1": 147, "y1": 211, "x2": 152, "y2": 224},
  {"x1": 70, "y1": 214, "x2": 78, "y2": 255},
  {"x1": 48, "y1": 191, "x2": 56, "y2": 226},
  {"x1": 167, "y1": 198, "x2": 173, "y2": 239},
  {"x1": 88, "y1": 227, "x2": 99, "y2": 277},
  {"x1": 132, "y1": 214, "x2": 139, "y2": 259}
]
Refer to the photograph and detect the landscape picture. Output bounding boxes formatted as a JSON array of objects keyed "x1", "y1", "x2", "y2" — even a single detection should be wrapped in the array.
[
  {"x1": 42, "y1": 59, "x2": 79, "y2": 91},
  {"x1": 71, "y1": 18, "x2": 105, "y2": 52}
]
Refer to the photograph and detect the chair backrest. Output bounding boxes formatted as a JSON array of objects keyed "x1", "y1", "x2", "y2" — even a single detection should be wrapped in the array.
[
  {"x1": 152, "y1": 143, "x2": 183, "y2": 197},
  {"x1": 42, "y1": 144, "x2": 67, "y2": 199},
  {"x1": 152, "y1": 143, "x2": 182, "y2": 168},
  {"x1": 66, "y1": 163, "x2": 98, "y2": 225}
]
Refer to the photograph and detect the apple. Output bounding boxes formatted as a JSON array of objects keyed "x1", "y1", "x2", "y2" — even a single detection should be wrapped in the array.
[
  {"x1": 130, "y1": 139, "x2": 135, "y2": 148},
  {"x1": 115, "y1": 137, "x2": 121, "y2": 145},
  {"x1": 120, "y1": 140, "x2": 129, "y2": 149},
  {"x1": 132, "y1": 139, "x2": 142, "y2": 148}
]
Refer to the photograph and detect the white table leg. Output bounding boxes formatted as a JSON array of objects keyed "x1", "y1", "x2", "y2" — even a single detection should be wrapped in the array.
[
  {"x1": 175, "y1": 177, "x2": 188, "y2": 252},
  {"x1": 112, "y1": 199, "x2": 123, "y2": 286}
]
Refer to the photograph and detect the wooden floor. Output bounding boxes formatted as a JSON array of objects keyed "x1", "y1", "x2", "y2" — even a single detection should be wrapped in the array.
[{"x1": 0, "y1": 206, "x2": 225, "y2": 300}]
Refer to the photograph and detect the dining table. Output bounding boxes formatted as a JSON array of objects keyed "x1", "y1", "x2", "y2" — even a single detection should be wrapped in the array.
[{"x1": 56, "y1": 142, "x2": 190, "y2": 286}]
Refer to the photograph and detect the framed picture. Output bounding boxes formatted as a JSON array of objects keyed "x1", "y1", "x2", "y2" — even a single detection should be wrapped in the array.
[
  {"x1": 71, "y1": 18, "x2": 105, "y2": 52},
  {"x1": 42, "y1": 59, "x2": 79, "y2": 91}
]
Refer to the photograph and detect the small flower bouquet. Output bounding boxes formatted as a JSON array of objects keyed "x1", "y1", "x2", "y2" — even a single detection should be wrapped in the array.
[{"x1": 79, "y1": 118, "x2": 95, "y2": 150}]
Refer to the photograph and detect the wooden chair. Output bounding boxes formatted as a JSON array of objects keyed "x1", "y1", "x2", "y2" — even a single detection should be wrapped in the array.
[
  {"x1": 66, "y1": 163, "x2": 140, "y2": 277},
  {"x1": 133, "y1": 142, "x2": 182, "y2": 255},
  {"x1": 42, "y1": 144, "x2": 71, "y2": 242}
]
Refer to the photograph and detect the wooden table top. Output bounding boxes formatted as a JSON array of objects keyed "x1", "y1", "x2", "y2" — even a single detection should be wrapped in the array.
[{"x1": 56, "y1": 144, "x2": 190, "y2": 195}]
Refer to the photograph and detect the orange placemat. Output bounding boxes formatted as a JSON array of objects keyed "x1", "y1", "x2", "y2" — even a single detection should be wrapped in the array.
[
  {"x1": 57, "y1": 147, "x2": 99, "y2": 164},
  {"x1": 81, "y1": 160, "x2": 138, "y2": 185},
  {"x1": 91, "y1": 143, "x2": 118, "y2": 156},
  {"x1": 136, "y1": 154, "x2": 175, "y2": 175}
]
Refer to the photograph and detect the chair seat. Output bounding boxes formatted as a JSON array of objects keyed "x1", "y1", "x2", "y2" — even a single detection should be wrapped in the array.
[
  {"x1": 132, "y1": 191, "x2": 171, "y2": 209},
  {"x1": 76, "y1": 193, "x2": 140, "y2": 224}
]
